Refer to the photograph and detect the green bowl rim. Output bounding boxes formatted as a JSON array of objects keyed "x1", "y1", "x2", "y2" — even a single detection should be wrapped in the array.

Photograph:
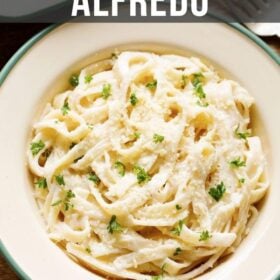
[{"x1": 0, "y1": 22, "x2": 279, "y2": 280}]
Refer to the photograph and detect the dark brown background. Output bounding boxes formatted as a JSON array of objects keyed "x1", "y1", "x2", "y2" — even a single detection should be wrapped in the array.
[{"x1": 0, "y1": 24, "x2": 279, "y2": 280}]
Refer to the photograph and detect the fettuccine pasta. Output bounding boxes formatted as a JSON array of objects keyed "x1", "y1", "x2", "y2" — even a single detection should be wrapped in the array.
[{"x1": 27, "y1": 51, "x2": 269, "y2": 279}]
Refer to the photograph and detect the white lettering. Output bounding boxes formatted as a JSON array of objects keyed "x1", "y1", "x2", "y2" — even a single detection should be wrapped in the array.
[
  {"x1": 170, "y1": 0, "x2": 187, "y2": 16},
  {"x1": 191, "y1": 0, "x2": 208, "y2": 17},
  {"x1": 71, "y1": 0, "x2": 90, "y2": 16},
  {"x1": 130, "y1": 0, "x2": 147, "y2": 16},
  {"x1": 151, "y1": 0, "x2": 166, "y2": 17},
  {"x1": 112, "y1": 0, "x2": 125, "y2": 16},
  {"x1": 94, "y1": 0, "x2": 109, "y2": 16}
]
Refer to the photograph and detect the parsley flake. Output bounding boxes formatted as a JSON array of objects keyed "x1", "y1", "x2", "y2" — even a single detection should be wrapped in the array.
[
  {"x1": 171, "y1": 220, "x2": 184, "y2": 236},
  {"x1": 64, "y1": 190, "x2": 75, "y2": 211},
  {"x1": 130, "y1": 92, "x2": 138, "y2": 106},
  {"x1": 84, "y1": 75, "x2": 93, "y2": 84},
  {"x1": 239, "y1": 178, "x2": 245, "y2": 184},
  {"x1": 199, "y1": 230, "x2": 212, "y2": 241},
  {"x1": 191, "y1": 73, "x2": 207, "y2": 100},
  {"x1": 30, "y1": 140, "x2": 45, "y2": 156},
  {"x1": 208, "y1": 181, "x2": 226, "y2": 202},
  {"x1": 153, "y1": 134, "x2": 165, "y2": 144},
  {"x1": 101, "y1": 83, "x2": 112, "y2": 99},
  {"x1": 85, "y1": 247, "x2": 91, "y2": 254},
  {"x1": 51, "y1": 190, "x2": 76, "y2": 211},
  {"x1": 133, "y1": 165, "x2": 151, "y2": 185},
  {"x1": 55, "y1": 175, "x2": 65, "y2": 186},
  {"x1": 107, "y1": 215, "x2": 123, "y2": 234},
  {"x1": 35, "y1": 178, "x2": 47, "y2": 189},
  {"x1": 88, "y1": 172, "x2": 101, "y2": 185},
  {"x1": 69, "y1": 74, "x2": 79, "y2": 87},
  {"x1": 61, "y1": 99, "x2": 70, "y2": 115},
  {"x1": 192, "y1": 73, "x2": 204, "y2": 87},
  {"x1": 175, "y1": 204, "x2": 182, "y2": 210},
  {"x1": 51, "y1": 200, "x2": 62, "y2": 207},
  {"x1": 146, "y1": 80, "x2": 157, "y2": 90},
  {"x1": 114, "y1": 161, "x2": 126, "y2": 177},
  {"x1": 173, "y1": 247, "x2": 182, "y2": 256},
  {"x1": 133, "y1": 132, "x2": 141, "y2": 139},
  {"x1": 194, "y1": 83, "x2": 206, "y2": 99},
  {"x1": 235, "y1": 125, "x2": 251, "y2": 140},
  {"x1": 230, "y1": 158, "x2": 246, "y2": 168}
]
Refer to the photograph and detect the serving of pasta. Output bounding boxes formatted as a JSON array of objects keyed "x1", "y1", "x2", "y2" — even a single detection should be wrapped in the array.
[{"x1": 27, "y1": 51, "x2": 269, "y2": 279}]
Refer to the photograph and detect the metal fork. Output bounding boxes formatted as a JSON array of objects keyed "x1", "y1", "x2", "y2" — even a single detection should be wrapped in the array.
[
  {"x1": 224, "y1": 0, "x2": 280, "y2": 36},
  {"x1": 228, "y1": 0, "x2": 280, "y2": 22}
]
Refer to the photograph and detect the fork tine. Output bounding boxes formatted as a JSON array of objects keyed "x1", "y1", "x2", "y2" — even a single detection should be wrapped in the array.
[
  {"x1": 225, "y1": 0, "x2": 280, "y2": 22},
  {"x1": 252, "y1": 0, "x2": 270, "y2": 10},
  {"x1": 226, "y1": 0, "x2": 254, "y2": 21}
]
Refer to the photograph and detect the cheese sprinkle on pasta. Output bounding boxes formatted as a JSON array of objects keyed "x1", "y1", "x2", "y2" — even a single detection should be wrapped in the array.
[{"x1": 28, "y1": 52, "x2": 269, "y2": 279}]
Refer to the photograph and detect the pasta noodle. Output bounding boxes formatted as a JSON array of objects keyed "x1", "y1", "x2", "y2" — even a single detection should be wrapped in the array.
[{"x1": 27, "y1": 51, "x2": 269, "y2": 279}]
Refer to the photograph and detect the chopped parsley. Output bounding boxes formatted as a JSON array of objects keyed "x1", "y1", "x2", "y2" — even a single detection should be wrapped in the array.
[
  {"x1": 239, "y1": 178, "x2": 245, "y2": 184},
  {"x1": 171, "y1": 220, "x2": 184, "y2": 236},
  {"x1": 35, "y1": 177, "x2": 47, "y2": 189},
  {"x1": 196, "y1": 100, "x2": 209, "y2": 107},
  {"x1": 146, "y1": 80, "x2": 157, "y2": 90},
  {"x1": 114, "y1": 161, "x2": 126, "y2": 177},
  {"x1": 175, "y1": 204, "x2": 182, "y2": 210},
  {"x1": 88, "y1": 172, "x2": 101, "y2": 185},
  {"x1": 192, "y1": 73, "x2": 206, "y2": 100},
  {"x1": 51, "y1": 200, "x2": 62, "y2": 207},
  {"x1": 199, "y1": 230, "x2": 212, "y2": 241},
  {"x1": 30, "y1": 140, "x2": 45, "y2": 156},
  {"x1": 235, "y1": 125, "x2": 251, "y2": 140},
  {"x1": 55, "y1": 175, "x2": 65, "y2": 186},
  {"x1": 61, "y1": 99, "x2": 70, "y2": 115},
  {"x1": 64, "y1": 190, "x2": 76, "y2": 211},
  {"x1": 230, "y1": 158, "x2": 246, "y2": 168},
  {"x1": 181, "y1": 75, "x2": 188, "y2": 89},
  {"x1": 85, "y1": 247, "x2": 91, "y2": 254},
  {"x1": 69, "y1": 74, "x2": 79, "y2": 87},
  {"x1": 133, "y1": 165, "x2": 151, "y2": 185},
  {"x1": 130, "y1": 92, "x2": 138, "y2": 106},
  {"x1": 173, "y1": 247, "x2": 182, "y2": 256},
  {"x1": 101, "y1": 83, "x2": 112, "y2": 99},
  {"x1": 208, "y1": 181, "x2": 226, "y2": 202},
  {"x1": 51, "y1": 190, "x2": 75, "y2": 211},
  {"x1": 153, "y1": 134, "x2": 165, "y2": 144},
  {"x1": 192, "y1": 73, "x2": 204, "y2": 87},
  {"x1": 84, "y1": 75, "x2": 93, "y2": 84},
  {"x1": 194, "y1": 83, "x2": 206, "y2": 99},
  {"x1": 107, "y1": 215, "x2": 123, "y2": 234},
  {"x1": 133, "y1": 132, "x2": 141, "y2": 139}
]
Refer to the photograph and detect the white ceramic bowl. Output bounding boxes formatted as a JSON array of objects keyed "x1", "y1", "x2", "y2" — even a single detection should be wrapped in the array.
[{"x1": 0, "y1": 23, "x2": 279, "y2": 280}]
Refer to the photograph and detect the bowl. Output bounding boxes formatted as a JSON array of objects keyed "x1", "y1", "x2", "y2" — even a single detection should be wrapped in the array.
[{"x1": 0, "y1": 23, "x2": 279, "y2": 280}]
